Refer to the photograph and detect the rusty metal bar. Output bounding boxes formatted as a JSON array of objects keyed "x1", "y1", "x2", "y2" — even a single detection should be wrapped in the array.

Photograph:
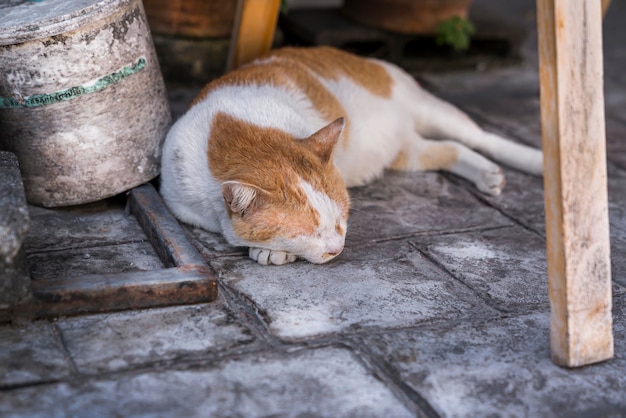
[
  {"x1": 28, "y1": 266, "x2": 216, "y2": 318},
  {"x1": 128, "y1": 183, "x2": 207, "y2": 268},
  {"x1": 3, "y1": 183, "x2": 217, "y2": 322}
]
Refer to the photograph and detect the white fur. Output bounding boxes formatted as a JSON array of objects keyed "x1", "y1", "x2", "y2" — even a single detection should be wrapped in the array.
[
  {"x1": 297, "y1": 180, "x2": 346, "y2": 261},
  {"x1": 160, "y1": 83, "x2": 325, "y2": 241},
  {"x1": 247, "y1": 180, "x2": 346, "y2": 265},
  {"x1": 160, "y1": 50, "x2": 543, "y2": 265}
]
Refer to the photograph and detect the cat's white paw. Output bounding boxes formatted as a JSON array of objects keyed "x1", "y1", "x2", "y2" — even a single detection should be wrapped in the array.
[
  {"x1": 477, "y1": 166, "x2": 505, "y2": 196},
  {"x1": 249, "y1": 247, "x2": 297, "y2": 265}
]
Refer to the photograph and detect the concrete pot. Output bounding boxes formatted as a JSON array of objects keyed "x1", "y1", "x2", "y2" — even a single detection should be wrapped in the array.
[
  {"x1": 143, "y1": 0, "x2": 237, "y2": 38},
  {"x1": 342, "y1": 0, "x2": 473, "y2": 35},
  {"x1": 0, "y1": 0, "x2": 171, "y2": 207}
]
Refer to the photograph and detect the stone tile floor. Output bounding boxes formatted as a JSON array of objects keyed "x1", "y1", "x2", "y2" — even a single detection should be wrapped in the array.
[{"x1": 2, "y1": 1, "x2": 626, "y2": 417}]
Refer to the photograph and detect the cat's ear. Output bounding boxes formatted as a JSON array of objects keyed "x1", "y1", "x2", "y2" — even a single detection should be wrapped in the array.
[
  {"x1": 221, "y1": 181, "x2": 263, "y2": 214},
  {"x1": 305, "y1": 117, "x2": 344, "y2": 164}
]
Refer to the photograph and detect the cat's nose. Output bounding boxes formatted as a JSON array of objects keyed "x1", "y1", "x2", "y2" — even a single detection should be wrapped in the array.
[
  {"x1": 325, "y1": 246, "x2": 344, "y2": 258},
  {"x1": 315, "y1": 245, "x2": 344, "y2": 264}
]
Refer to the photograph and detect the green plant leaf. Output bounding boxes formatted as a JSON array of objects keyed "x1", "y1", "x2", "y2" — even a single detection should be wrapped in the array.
[{"x1": 435, "y1": 16, "x2": 476, "y2": 52}]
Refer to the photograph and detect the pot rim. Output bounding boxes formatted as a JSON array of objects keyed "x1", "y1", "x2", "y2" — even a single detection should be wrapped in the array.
[{"x1": 0, "y1": 0, "x2": 134, "y2": 46}]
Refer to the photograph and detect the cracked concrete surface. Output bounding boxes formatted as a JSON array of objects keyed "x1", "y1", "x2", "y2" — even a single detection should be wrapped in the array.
[{"x1": 2, "y1": 1, "x2": 626, "y2": 416}]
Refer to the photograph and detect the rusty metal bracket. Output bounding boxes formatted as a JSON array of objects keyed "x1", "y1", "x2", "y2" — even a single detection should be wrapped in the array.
[
  {"x1": 128, "y1": 183, "x2": 208, "y2": 268},
  {"x1": 3, "y1": 183, "x2": 217, "y2": 321}
]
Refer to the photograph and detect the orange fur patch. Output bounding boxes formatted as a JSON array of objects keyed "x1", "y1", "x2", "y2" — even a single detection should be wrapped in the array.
[
  {"x1": 391, "y1": 151, "x2": 409, "y2": 170},
  {"x1": 190, "y1": 46, "x2": 394, "y2": 149},
  {"x1": 191, "y1": 52, "x2": 349, "y2": 145},
  {"x1": 269, "y1": 46, "x2": 393, "y2": 98},
  {"x1": 418, "y1": 144, "x2": 460, "y2": 171},
  {"x1": 208, "y1": 113, "x2": 349, "y2": 243}
]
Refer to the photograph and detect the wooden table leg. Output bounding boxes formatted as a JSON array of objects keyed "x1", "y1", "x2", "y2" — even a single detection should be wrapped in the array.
[
  {"x1": 227, "y1": 0, "x2": 281, "y2": 71},
  {"x1": 536, "y1": 0, "x2": 613, "y2": 367}
]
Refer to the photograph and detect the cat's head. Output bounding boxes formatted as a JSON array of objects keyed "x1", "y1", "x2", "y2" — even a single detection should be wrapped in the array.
[{"x1": 209, "y1": 115, "x2": 350, "y2": 264}]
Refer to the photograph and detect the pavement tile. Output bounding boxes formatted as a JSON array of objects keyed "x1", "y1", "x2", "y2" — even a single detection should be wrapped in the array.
[
  {"x1": 608, "y1": 171, "x2": 626, "y2": 287},
  {"x1": 0, "y1": 347, "x2": 414, "y2": 418},
  {"x1": 411, "y1": 226, "x2": 549, "y2": 311},
  {"x1": 346, "y1": 170, "x2": 512, "y2": 244},
  {"x1": 0, "y1": 321, "x2": 71, "y2": 387},
  {"x1": 604, "y1": 80, "x2": 626, "y2": 118},
  {"x1": 605, "y1": 116, "x2": 626, "y2": 170},
  {"x1": 476, "y1": 167, "x2": 626, "y2": 290},
  {"x1": 56, "y1": 299, "x2": 255, "y2": 373},
  {"x1": 362, "y1": 299, "x2": 626, "y2": 418},
  {"x1": 187, "y1": 224, "x2": 243, "y2": 257},
  {"x1": 604, "y1": 0, "x2": 626, "y2": 89},
  {"x1": 27, "y1": 241, "x2": 163, "y2": 279},
  {"x1": 464, "y1": 168, "x2": 546, "y2": 234},
  {"x1": 26, "y1": 205, "x2": 147, "y2": 253},
  {"x1": 212, "y1": 239, "x2": 495, "y2": 341}
]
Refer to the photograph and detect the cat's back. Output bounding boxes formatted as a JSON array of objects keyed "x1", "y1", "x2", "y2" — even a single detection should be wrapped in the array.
[
  {"x1": 163, "y1": 46, "x2": 398, "y2": 180},
  {"x1": 160, "y1": 46, "x2": 410, "y2": 228},
  {"x1": 263, "y1": 47, "x2": 394, "y2": 98},
  {"x1": 188, "y1": 47, "x2": 399, "y2": 124}
]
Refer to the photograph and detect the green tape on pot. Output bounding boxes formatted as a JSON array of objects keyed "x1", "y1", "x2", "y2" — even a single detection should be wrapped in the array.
[{"x1": 0, "y1": 57, "x2": 146, "y2": 109}]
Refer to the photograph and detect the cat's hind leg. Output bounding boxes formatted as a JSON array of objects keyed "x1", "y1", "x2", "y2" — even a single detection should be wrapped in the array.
[
  {"x1": 410, "y1": 92, "x2": 543, "y2": 176},
  {"x1": 386, "y1": 65, "x2": 543, "y2": 176},
  {"x1": 393, "y1": 136, "x2": 506, "y2": 195}
]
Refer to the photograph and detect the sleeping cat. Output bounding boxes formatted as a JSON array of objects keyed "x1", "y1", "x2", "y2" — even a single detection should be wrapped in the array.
[{"x1": 160, "y1": 46, "x2": 542, "y2": 266}]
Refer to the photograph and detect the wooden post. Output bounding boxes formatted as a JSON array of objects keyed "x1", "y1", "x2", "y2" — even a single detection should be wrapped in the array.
[
  {"x1": 536, "y1": 0, "x2": 613, "y2": 367},
  {"x1": 602, "y1": 0, "x2": 612, "y2": 17},
  {"x1": 227, "y1": 0, "x2": 281, "y2": 71}
]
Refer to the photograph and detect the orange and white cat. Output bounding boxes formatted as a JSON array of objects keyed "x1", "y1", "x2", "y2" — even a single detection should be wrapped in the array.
[{"x1": 160, "y1": 47, "x2": 542, "y2": 265}]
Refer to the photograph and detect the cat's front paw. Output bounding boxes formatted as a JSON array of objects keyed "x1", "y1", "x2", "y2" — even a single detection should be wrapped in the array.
[
  {"x1": 477, "y1": 166, "x2": 505, "y2": 196},
  {"x1": 249, "y1": 248, "x2": 297, "y2": 265}
]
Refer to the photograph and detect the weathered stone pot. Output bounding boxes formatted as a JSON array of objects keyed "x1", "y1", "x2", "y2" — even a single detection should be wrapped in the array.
[
  {"x1": 0, "y1": 0, "x2": 171, "y2": 207},
  {"x1": 143, "y1": 0, "x2": 237, "y2": 38},
  {"x1": 342, "y1": 0, "x2": 473, "y2": 35}
]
